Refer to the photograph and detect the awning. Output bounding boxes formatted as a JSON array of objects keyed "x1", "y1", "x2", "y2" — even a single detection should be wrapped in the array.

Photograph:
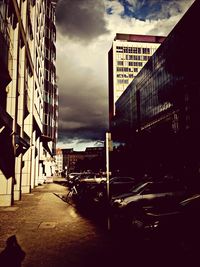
[
  {"x1": 41, "y1": 134, "x2": 53, "y2": 157},
  {"x1": 0, "y1": 106, "x2": 13, "y2": 133},
  {"x1": 0, "y1": 127, "x2": 15, "y2": 179},
  {"x1": 43, "y1": 141, "x2": 53, "y2": 157},
  {"x1": 15, "y1": 135, "x2": 30, "y2": 157}
]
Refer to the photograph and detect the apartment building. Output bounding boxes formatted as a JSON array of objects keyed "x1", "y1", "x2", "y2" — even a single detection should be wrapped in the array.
[
  {"x1": 108, "y1": 33, "x2": 165, "y2": 124},
  {"x1": 0, "y1": 0, "x2": 57, "y2": 206}
]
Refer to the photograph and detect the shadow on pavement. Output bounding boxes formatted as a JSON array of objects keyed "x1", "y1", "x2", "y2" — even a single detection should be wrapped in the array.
[{"x1": 0, "y1": 235, "x2": 26, "y2": 267}]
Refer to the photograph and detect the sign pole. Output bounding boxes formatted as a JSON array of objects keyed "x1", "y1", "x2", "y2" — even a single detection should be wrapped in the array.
[{"x1": 106, "y1": 132, "x2": 112, "y2": 230}]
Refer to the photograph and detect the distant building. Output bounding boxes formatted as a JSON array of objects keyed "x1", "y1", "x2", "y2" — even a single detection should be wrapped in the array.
[
  {"x1": 62, "y1": 148, "x2": 73, "y2": 174},
  {"x1": 85, "y1": 147, "x2": 104, "y2": 157},
  {"x1": 59, "y1": 147, "x2": 104, "y2": 173},
  {"x1": 108, "y1": 33, "x2": 165, "y2": 125},
  {"x1": 68, "y1": 151, "x2": 85, "y2": 173},
  {"x1": 55, "y1": 148, "x2": 63, "y2": 175}
]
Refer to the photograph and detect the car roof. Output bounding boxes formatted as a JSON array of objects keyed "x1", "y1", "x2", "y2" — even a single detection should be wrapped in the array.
[{"x1": 180, "y1": 194, "x2": 200, "y2": 206}]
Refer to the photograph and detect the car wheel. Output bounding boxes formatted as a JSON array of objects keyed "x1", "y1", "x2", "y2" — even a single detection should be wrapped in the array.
[{"x1": 130, "y1": 215, "x2": 145, "y2": 231}]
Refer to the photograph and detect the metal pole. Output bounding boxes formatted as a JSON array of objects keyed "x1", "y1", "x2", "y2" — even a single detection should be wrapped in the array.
[{"x1": 106, "y1": 132, "x2": 111, "y2": 230}]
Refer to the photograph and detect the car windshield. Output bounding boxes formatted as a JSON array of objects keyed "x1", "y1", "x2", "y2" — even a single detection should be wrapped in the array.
[
  {"x1": 180, "y1": 194, "x2": 200, "y2": 207},
  {"x1": 110, "y1": 177, "x2": 134, "y2": 183},
  {"x1": 130, "y1": 182, "x2": 150, "y2": 194}
]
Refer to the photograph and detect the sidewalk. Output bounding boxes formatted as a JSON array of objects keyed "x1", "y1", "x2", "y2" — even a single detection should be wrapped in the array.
[
  {"x1": 0, "y1": 183, "x2": 66, "y2": 266},
  {"x1": 0, "y1": 181, "x2": 197, "y2": 267},
  {"x1": 0, "y1": 182, "x2": 110, "y2": 267}
]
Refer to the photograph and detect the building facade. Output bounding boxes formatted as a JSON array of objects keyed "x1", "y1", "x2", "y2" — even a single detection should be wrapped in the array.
[
  {"x1": 108, "y1": 33, "x2": 165, "y2": 124},
  {"x1": 55, "y1": 148, "x2": 63, "y2": 176},
  {"x1": 0, "y1": 0, "x2": 58, "y2": 206},
  {"x1": 111, "y1": 0, "x2": 200, "y2": 184},
  {"x1": 57, "y1": 147, "x2": 105, "y2": 175}
]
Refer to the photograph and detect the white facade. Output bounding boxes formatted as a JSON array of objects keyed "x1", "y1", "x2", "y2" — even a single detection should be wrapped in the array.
[
  {"x1": 109, "y1": 34, "x2": 165, "y2": 121},
  {"x1": 0, "y1": 0, "x2": 57, "y2": 206},
  {"x1": 55, "y1": 148, "x2": 63, "y2": 175},
  {"x1": 113, "y1": 41, "x2": 160, "y2": 105}
]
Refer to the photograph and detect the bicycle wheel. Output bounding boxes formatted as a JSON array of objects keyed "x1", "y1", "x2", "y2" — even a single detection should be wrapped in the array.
[{"x1": 66, "y1": 190, "x2": 74, "y2": 205}]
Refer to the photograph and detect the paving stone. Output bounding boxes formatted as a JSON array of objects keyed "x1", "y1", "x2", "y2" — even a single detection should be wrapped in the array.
[
  {"x1": 38, "y1": 222, "x2": 57, "y2": 229},
  {"x1": 23, "y1": 222, "x2": 40, "y2": 230},
  {"x1": 2, "y1": 207, "x2": 19, "y2": 211}
]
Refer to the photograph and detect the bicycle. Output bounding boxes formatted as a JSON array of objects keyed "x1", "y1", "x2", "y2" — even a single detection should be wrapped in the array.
[{"x1": 65, "y1": 184, "x2": 78, "y2": 204}]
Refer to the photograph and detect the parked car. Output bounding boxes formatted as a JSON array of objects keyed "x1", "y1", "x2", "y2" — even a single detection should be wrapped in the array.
[
  {"x1": 67, "y1": 172, "x2": 82, "y2": 181},
  {"x1": 44, "y1": 176, "x2": 54, "y2": 183},
  {"x1": 76, "y1": 176, "x2": 136, "y2": 205},
  {"x1": 146, "y1": 193, "x2": 200, "y2": 247},
  {"x1": 110, "y1": 180, "x2": 188, "y2": 231},
  {"x1": 101, "y1": 176, "x2": 136, "y2": 196},
  {"x1": 79, "y1": 173, "x2": 107, "y2": 184}
]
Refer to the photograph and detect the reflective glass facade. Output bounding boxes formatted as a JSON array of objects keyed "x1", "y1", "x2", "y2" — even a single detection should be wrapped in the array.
[
  {"x1": 114, "y1": 0, "x2": 200, "y2": 137},
  {"x1": 112, "y1": 0, "x2": 200, "y2": 182}
]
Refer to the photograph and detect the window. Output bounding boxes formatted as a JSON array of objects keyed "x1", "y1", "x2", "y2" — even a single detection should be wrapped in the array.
[
  {"x1": 142, "y1": 48, "x2": 150, "y2": 54},
  {"x1": 45, "y1": 48, "x2": 50, "y2": 59},
  {"x1": 133, "y1": 47, "x2": 137, "y2": 53},
  {"x1": 117, "y1": 79, "x2": 123, "y2": 84},
  {"x1": 117, "y1": 61, "x2": 123, "y2": 66},
  {"x1": 44, "y1": 69, "x2": 51, "y2": 81},
  {"x1": 116, "y1": 46, "x2": 123, "y2": 52},
  {"x1": 117, "y1": 79, "x2": 129, "y2": 84}
]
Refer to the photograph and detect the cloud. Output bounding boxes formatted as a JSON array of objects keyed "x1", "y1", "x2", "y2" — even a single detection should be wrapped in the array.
[
  {"x1": 56, "y1": 33, "x2": 109, "y2": 144},
  {"x1": 55, "y1": 0, "x2": 194, "y2": 150},
  {"x1": 56, "y1": 0, "x2": 109, "y2": 44},
  {"x1": 117, "y1": 0, "x2": 195, "y2": 21},
  {"x1": 145, "y1": 0, "x2": 195, "y2": 20}
]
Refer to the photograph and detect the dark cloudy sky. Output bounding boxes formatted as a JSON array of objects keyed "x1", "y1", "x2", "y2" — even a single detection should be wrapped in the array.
[{"x1": 55, "y1": 0, "x2": 195, "y2": 151}]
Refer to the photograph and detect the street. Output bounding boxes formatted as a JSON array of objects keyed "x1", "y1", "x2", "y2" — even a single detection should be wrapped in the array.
[{"x1": 0, "y1": 181, "x2": 198, "y2": 267}]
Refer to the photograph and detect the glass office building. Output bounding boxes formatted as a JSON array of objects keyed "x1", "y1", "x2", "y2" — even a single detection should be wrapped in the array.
[{"x1": 112, "y1": 0, "x2": 200, "y2": 182}]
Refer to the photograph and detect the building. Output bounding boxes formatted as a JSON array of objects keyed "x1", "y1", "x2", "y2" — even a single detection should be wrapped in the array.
[
  {"x1": 55, "y1": 148, "x2": 63, "y2": 175},
  {"x1": 0, "y1": 0, "x2": 58, "y2": 206},
  {"x1": 62, "y1": 148, "x2": 73, "y2": 174},
  {"x1": 42, "y1": 0, "x2": 58, "y2": 156},
  {"x1": 85, "y1": 147, "x2": 104, "y2": 158},
  {"x1": 111, "y1": 0, "x2": 200, "y2": 183},
  {"x1": 108, "y1": 33, "x2": 165, "y2": 125},
  {"x1": 58, "y1": 147, "x2": 105, "y2": 174},
  {"x1": 0, "y1": 0, "x2": 14, "y2": 206},
  {"x1": 40, "y1": 0, "x2": 58, "y2": 180}
]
